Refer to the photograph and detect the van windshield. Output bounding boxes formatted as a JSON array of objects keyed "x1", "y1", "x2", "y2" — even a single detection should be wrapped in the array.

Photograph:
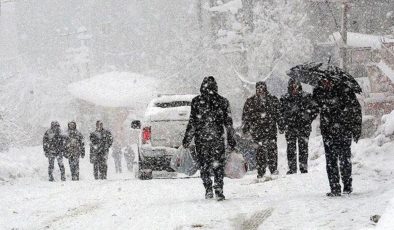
[{"x1": 155, "y1": 101, "x2": 191, "y2": 108}]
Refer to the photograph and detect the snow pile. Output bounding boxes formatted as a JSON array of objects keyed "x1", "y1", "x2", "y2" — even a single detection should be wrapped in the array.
[
  {"x1": 381, "y1": 110, "x2": 394, "y2": 136},
  {"x1": 0, "y1": 147, "x2": 46, "y2": 181},
  {"x1": 68, "y1": 72, "x2": 158, "y2": 108}
]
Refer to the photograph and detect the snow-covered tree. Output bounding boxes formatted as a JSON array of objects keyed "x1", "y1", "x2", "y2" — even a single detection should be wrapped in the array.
[{"x1": 214, "y1": 0, "x2": 313, "y2": 95}]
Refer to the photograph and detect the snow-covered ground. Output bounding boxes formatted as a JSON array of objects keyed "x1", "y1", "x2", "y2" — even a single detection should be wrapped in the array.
[{"x1": 1, "y1": 134, "x2": 394, "y2": 229}]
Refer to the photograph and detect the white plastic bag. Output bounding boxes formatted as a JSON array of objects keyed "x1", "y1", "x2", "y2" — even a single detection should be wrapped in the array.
[
  {"x1": 170, "y1": 147, "x2": 199, "y2": 176},
  {"x1": 225, "y1": 150, "x2": 248, "y2": 179}
]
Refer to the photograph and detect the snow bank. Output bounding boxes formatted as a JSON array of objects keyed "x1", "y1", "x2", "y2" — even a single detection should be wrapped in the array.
[
  {"x1": 0, "y1": 146, "x2": 46, "y2": 181},
  {"x1": 381, "y1": 110, "x2": 394, "y2": 136},
  {"x1": 68, "y1": 71, "x2": 158, "y2": 108}
]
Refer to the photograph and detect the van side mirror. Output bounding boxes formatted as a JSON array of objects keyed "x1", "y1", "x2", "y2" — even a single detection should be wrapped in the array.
[{"x1": 131, "y1": 120, "x2": 141, "y2": 129}]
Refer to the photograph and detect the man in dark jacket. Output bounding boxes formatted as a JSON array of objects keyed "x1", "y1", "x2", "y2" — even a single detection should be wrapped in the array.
[
  {"x1": 313, "y1": 78, "x2": 362, "y2": 196},
  {"x1": 242, "y1": 81, "x2": 282, "y2": 178},
  {"x1": 64, "y1": 121, "x2": 85, "y2": 181},
  {"x1": 183, "y1": 76, "x2": 236, "y2": 201},
  {"x1": 280, "y1": 79, "x2": 318, "y2": 174},
  {"x1": 90, "y1": 121, "x2": 113, "y2": 180},
  {"x1": 43, "y1": 121, "x2": 66, "y2": 181}
]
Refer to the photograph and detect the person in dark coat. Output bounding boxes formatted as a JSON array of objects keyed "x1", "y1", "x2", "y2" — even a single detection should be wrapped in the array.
[
  {"x1": 313, "y1": 78, "x2": 362, "y2": 196},
  {"x1": 242, "y1": 81, "x2": 282, "y2": 178},
  {"x1": 112, "y1": 141, "x2": 122, "y2": 173},
  {"x1": 90, "y1": 121, "x2": 113, "y2": 180},
  {"x1": 280, "y1": 79, "x2": 318, "y2": 174},
  {"x1": 43, "y1": 121, "x2": 66, "y2": 181},
  {"x1": 183, "y1": 76, "x2": 236, "y2": 201},
  {"x1": 64, "y1": 121, "x2": 85, "y2": 181}
]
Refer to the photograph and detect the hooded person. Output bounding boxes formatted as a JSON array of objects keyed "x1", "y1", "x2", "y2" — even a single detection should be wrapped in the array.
[
  {"x1": 242, "y1": 81, "x2": 282, "y2": 178},
  {"x1": 280, "y1": 79, "x2": 318, "y2": 174},
  {"x1": 64, "y1": 121, "x2": 85, "y2": 181},
  {"x1": 183, "y1": 76, "x2": 236, "y2": 201},
  {"x1": 90, "y1": 120, "x2": 113, "y2": 180},
  {"x1": 313, "y1": 78, "x2": 362, "y2": 196},
  {"x1": 43, "y1": 121, "x2": 66, "y2": 181}
]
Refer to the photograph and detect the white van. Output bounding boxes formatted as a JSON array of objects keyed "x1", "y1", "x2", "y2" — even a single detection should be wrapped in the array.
[{"x1": 131, "y1": 94, "x2": 196, "y2": 179}]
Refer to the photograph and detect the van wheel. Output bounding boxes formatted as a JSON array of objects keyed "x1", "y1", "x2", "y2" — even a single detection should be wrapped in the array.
[{"x1": 138, "y1": 168, "x2": 153, "y2": 180}]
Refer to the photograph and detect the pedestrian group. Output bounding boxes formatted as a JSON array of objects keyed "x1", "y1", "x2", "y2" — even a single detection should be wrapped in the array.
[{"x1": 43, "y1": 75, "x2": 362, "y2": 200}]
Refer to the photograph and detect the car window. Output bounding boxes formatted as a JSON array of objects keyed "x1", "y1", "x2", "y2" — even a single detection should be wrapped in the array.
[{"x1": 154, "y1": 101, "x2": 191, "y2": 108}]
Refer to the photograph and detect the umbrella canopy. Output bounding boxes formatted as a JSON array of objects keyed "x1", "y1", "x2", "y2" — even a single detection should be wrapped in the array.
[{"x1": 287, "y1": 63, "x2": 362, "y2": 94}]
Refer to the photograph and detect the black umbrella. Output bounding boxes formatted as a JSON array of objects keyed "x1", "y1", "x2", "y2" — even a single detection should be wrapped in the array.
[{"x1": 287, "y1": 63, "x2": 362, "y2": 94}]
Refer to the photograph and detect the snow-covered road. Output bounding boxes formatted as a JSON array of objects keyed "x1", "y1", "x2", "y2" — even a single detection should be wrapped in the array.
[{"x1": 1, "y1": 137, "x2": 394, "y2": 229}]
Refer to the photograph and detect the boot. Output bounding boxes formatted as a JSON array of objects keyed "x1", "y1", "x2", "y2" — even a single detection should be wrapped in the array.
[
  {"x1": 215, "y1": 189, "x2": 225, "y2": 201},
  {"x1": 205, "y1": 188, "x2": 214, "y2": 199},
  {"x1": 343, "y1": 186, "x2": 353, "y2": 195},
  {"x1": 326, "y1": 191, "x2": 341, "y2": 197},
  {"x1": 271, "y1": 170, "x2": 279, "y2": 175},
  {"x1": 286, "y1": 170, "x2": 296, "y2": 175}
]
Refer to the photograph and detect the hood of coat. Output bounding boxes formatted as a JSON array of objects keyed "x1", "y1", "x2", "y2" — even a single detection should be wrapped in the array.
[
  {"x1": 288, "y1": 78, "x2": 302, "y2": 96},
  {"x1": 68, "y1": 121, "x2": 77, "y2": 131},
  {"x1": 200, "y1": 76, "x2": 218, "y2": 96}
]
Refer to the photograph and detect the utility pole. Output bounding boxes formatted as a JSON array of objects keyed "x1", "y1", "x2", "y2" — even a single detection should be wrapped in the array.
[
  {"x1": 310, "y1": 0, "x2": 350, "y2": 70},
  {"x1": 340, "y1": 2, "x2": 349, "y2": 70}
]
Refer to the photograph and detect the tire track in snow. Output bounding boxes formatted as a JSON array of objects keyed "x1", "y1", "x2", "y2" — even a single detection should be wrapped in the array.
[{"x1": 232, "y1": 208, "x2": 273, "y2": 230}]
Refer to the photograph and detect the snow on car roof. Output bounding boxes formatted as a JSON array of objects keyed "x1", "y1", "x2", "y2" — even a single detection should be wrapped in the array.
[
  {"x1": 68, "y1": 71, "x2": 157, "y2": 108},
  {"x1": 150, "y1": 94, "x2": 197, "y2": 104}
]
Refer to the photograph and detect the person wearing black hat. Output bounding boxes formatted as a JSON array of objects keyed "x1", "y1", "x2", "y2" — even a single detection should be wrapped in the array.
[
  {"x1": 183, "y1": 76, "x2": 236, "y2": 201},
  {"x1": 90, "y1": 121, "x2": 113, "y2": 180},
  {"x1": 242, "y1": 81, "x2": 282, "y2": 178},
  {"x1": 43, "y1": 121, "x2": 66, "y2": 181},
  {"x1": 280, "y1": 79, "x2": 318, "y2": 175},
  {"x1": 64, "y1": 121, "x2": 85, "y2": 181}
]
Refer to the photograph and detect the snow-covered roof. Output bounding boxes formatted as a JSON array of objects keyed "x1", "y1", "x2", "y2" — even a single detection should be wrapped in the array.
[
  {"x1": 328, "y1": 32, "x2": 394, "y2": 49},
  {"x1": 68, "y1": 72, "x2": 157, "y2": 108},
  {"x1": 375, "y1": 61, "x2": 394, "y2": 83}
]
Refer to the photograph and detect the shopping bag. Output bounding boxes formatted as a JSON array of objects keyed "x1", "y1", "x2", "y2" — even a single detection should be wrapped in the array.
[
  {"x1": 225, "y1": 150, "x2": 248, "y2": 179},
  {"x1": 170, "y1": 147, "x2": 199, "y2": 176}
]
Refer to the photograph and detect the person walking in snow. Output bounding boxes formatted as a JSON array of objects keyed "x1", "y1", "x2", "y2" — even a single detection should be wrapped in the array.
[
  {"x1": 183, "y1": 76, "x2": 236, "y2": 201},
  {"x1": 313, "y1": 78, "x2": 362, "y2": 196},
  {"x1": 64, "y1": 121, "x2": 85, "y2": 181},
  {"x1": 90, "y1": 121, "x2": 113, "y2": 180},
  {"x1": 280, "y1": 79, "x2": 318, "y2": 174},
  {"x1": 112, "y1": 140, "x2": 122, "y2": 173},
  {"x1": 43, "y1": 121, "x2": 66, "y2": 181},
  {"x1": 242, "y1": 81, "x2": 282, "y2": 178}
]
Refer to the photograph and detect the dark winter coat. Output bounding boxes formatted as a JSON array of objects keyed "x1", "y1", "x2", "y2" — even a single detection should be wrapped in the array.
[
  {"x1": 242, "y1": 92, "x2": 282, "y2": 141},
  {"x1": 183, "y1": 76, "x2": 236, "y2": 150},
  {"x1": 90, "y1": 129, "x2": 113, "y2": 162},
  {"x1": 64, "y1": 129, "x2": 85, "y2": 158},
  {"x1": 43, "y1": 127, "x2": 65, "y2": 157},
  {"x1": 280, "y1": 79, "x2": 318, "y2": 135},
  {"x1": 312, "y1": 82, "x2": 362, "y2": 141}
]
